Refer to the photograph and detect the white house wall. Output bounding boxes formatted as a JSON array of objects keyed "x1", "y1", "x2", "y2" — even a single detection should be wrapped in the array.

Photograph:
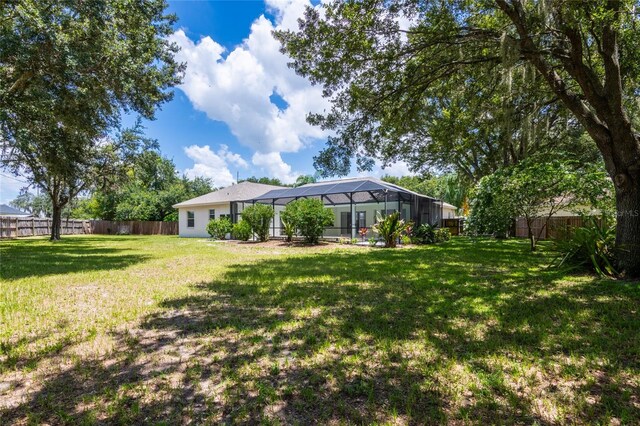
[{"x1": 178, "y1": 203, "x2": 230, "y2": 237}]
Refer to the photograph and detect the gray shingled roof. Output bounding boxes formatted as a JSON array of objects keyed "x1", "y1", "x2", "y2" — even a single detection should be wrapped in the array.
[
  {"x1": 0, "y1": 204, "x2": 30, "y2": 216},
  {"x1": 172, "y1": 181, "x2": 285, "y2": 208}
]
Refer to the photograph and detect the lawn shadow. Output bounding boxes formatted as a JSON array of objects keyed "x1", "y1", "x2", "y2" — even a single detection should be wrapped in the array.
[
  {"x1": 0, "y1": 236, "x2": 150, "y2": 280},
  {"x1": 2, "y1": 238, "x2": 638, "y2": 424}
]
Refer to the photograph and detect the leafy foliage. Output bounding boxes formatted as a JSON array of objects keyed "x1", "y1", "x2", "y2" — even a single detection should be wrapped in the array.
[
  {"x1": 241, "y1": 204, "x2": 274, "y2": 242},
  {"x1": 232, "y1": 220, "x2": 252, "y2": 242},
  {"x1": 434, "y1": 228, "x2": 451, "y2": 243},
  {"x1": 381, "y1": 173, "x2": 468, "y2": 213},
  {"x1": 468, "y1": 158, "x2": 613, "y2": 249},
  {"x1": 281, "y1": 198, "x2": 334, "y2": 244},
  {"x1": 280, "y1": 219, "x2": 297, "y2": 243},
  {"x1": 412, "y1": 224, "x2": 436, "y2": 245},
  {"x1": 372, "y1": 211, "x2": 412, "y2": 248},
  {"x1": 276, "y1": 0, "x2": 640, "y2": 276},
  {"x1": 553, "y1": 216, "x2": 617, "y2": 277},
  {"x1": 411, "y1": 224, "x2": 451, "y2": 245},
  {"x1": 206, "y1": 218, "x2": 233, "y2": 240},
  {"x1": 91, "y1": 151, "x2": 212, "y2": 222},
  {"x1": 0, "y1": 0, "x2": 183, "y2": 239}
]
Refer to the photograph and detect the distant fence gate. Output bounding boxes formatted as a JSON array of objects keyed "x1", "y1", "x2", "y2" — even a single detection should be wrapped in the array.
[
  {"x1": 0, "y1": 218, "x2": 177, "y2": 239},
  {"x1": 515, "y1": 216, "x2": 589, "y2": 240}
]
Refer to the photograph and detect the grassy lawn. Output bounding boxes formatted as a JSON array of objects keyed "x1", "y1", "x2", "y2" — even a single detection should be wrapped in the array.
[{"x1": 1, "y1": 235, "x2": 638, "y2": 424}]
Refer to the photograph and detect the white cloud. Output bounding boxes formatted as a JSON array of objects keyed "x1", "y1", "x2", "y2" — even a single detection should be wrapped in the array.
[
  {"x1": 251, "y1": 152, "x2": 299, "y2": 184},
  {"x1": 183, "y1": 144, "x2": 248, "y2": 188},
  {"x1": 170, "y1": 0, "x2": 331, "y2": 183},
  {"x1": 218, "y1": 144, "x2": 249, "y2": 169}
]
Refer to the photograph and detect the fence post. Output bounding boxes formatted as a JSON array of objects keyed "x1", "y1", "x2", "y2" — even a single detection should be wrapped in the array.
[
  {"x1": 32, "y1": 217, "x2": 35, "y2": 237},
  {"x1": 15, "y1": 217, "x2": 19, "y2": 238}
]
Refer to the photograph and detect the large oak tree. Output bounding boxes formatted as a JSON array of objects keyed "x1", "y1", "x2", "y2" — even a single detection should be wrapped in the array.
[
  {"x1": 0, "y1": 0, "x2": 183, "y2": 239},
  {"x1": 276, "y1": 0, "x2": 640, "y2": 277}
]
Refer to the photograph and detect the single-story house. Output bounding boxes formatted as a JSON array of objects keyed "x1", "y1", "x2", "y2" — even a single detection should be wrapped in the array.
[
  {"x1": 172, "y1": 181, "x2": 285, "y2": 237},
  {"x1": 0, "y1": 204, "x2": 31, "y2": 218},
  {"x1": 174, "y1": 177, "x2": 456, "y2": 239}
]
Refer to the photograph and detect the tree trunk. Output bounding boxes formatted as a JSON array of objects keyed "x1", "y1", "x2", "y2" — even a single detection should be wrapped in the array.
[
  {"x1": 613, "y1": 170, "x2": 640, "y2": 278},
  {"x1": 50, "y1": 202, "x2": 62, "y2": 241},
  {"x1": 529, "y1": 232, "x2": 536, "y2": 252}
]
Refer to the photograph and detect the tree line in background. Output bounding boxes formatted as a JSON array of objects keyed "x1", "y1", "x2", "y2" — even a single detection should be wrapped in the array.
[{"x1": 8, "y1": 139, "x2": 214, "y2": 222}]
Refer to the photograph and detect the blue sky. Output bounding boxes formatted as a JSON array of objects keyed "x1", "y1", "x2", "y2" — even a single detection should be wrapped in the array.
[{"x1": 0, "y1": 0, "x2": 412, "y2": 204}]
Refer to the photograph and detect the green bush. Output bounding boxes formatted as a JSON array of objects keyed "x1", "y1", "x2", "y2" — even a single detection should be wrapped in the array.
[
  {"x1": 372, "y1": 211, "x2": 412, "y2": 248},
  {"x1": 434, "y1": 228, "x2": 451, "y2": 243},
  {"x1": 282, "y1": 198, "x2": 334, "y2": 244},
  {"x1": 241, "y1": 204, "x2": 274, "y2": 242},
  {"x1": 412, "y1": 223, "x2": 436, "y2": 244},
  {"x1": 232, "y1": 220, "x2": 252, "y2": 241},
  {"x1": 552, "y1": 216, "x2": 617, "y2": 277},
  {"x1": 206, "y1": 217, "x2": 233, "y2": 240},
  {"x1": 412, "y1": 224, "x2": 450, "y2": 244}
]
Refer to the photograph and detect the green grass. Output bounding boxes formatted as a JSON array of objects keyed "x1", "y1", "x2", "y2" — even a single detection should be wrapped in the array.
[{"x1": 0, "y1": 235, "x2": 638, "y2": 424}]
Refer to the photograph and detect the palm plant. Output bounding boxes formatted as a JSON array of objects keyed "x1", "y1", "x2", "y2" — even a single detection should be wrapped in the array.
[{"x1": 372, "y1": 211, "x2": 412, "y2": 248}]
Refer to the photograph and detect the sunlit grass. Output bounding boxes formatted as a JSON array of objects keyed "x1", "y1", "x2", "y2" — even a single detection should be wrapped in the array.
[{"x1": 0, "y1": 235, "x2": 638, "y2": 424}]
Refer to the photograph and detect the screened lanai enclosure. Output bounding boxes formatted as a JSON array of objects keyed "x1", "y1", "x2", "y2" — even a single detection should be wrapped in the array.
[{"x1": 233, "y1": 177, "x2": 444, "y2": 239}]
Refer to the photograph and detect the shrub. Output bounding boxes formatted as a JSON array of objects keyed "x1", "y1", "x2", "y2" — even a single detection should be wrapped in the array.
[
  {"x1": 412, "y1": 224, "x2": 451, "y2": 244},
  {"x1": 434, "y1": 228, "x2": 451, "y2": 243},
  {"x1": 206, "y1": 217, "x2": 233, "y2": 240},
  {"x1": 282, "y1": 198, "x2": 334, "y2": 244},
  {"x1": 552, "y1": 216, "x2": 617, "y2": 277},
  {"x1": 232, "y1": 220, "x2": 252, "y2": 241},
  {"x1": 281, "y1": 218, "x2": 296, "y2": 242},
  {"x1": 412, "y1": 223, "x2": 436, "y2": 244},
  {"x1": 241, "y1": 204, "x2": 274, "y2": 242},
  {"x1": 401, "y1": 235, "x2": 412, "y2": 245},
  {"x1": 368, "y1": 237, "x2": 377, "y2": 247},
  {"x1": 372, "y1": 211, "x2": 412, "y2": 248}
]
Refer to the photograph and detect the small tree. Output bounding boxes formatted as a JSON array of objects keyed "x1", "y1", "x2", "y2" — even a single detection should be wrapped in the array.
[
  {"x1": 280, "y1": 200, "x2": 301, "y2": 242},
  {"x1": 282, "y1": 198, "x2": 334, "y2": 244},
  {"x1": 241, "y1": 204, "x2": 274, "y2": 242},
  {"x1": 469, "y1": 158, "x2": 613, "y2": 251},
  {"x1": 206, "y1": 217, "x2": 233, "y2": 240}
]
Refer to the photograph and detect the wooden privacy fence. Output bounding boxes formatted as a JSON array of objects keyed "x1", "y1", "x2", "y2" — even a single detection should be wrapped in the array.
[
  {"x1": 0, "y1": 218, "x2": 177, "y2": 238},
  {"x1": 441, "y1": 218, "x2": 464, "y2": 236},
  {"x1": 89, "y1": 220, "x2": 178, "y2": 235},
  {"x1": 0, "y1": 218, "x2": 90, "y2": 238},
  {"x1": 515, "y1": 216, "x2": 589, "y2": 240}
]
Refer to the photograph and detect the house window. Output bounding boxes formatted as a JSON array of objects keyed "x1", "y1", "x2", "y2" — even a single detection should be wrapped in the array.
[
  {"x1": 356, "y1": 211, "x2": 366, "y2": 229},
  {"x1": 187, "y1": 211, "x2": 194, "y2": 228},
  {"x1": 209, "y1": 209, "x2": 215, "y2": 220}
]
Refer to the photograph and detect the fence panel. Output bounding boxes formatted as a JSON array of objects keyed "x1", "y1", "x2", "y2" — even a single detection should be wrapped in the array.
[
  {"x1": 88, "y1": 220, "x2": 177, "y2": 235},
  {"x1": 0, "y1": 218, "x2": 177, "y2": 238},
  {"x1": 515, "y1": 216, "x2": 589, "y2": 240}
]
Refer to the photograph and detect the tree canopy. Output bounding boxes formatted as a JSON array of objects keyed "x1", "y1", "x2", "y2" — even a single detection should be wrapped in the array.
[
  {"x1": 277, "y1": 0, "x2": 640, "y2": 276},
  {"x1": 0, "y1": 0, "x2": 183, "y2": 239}
]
